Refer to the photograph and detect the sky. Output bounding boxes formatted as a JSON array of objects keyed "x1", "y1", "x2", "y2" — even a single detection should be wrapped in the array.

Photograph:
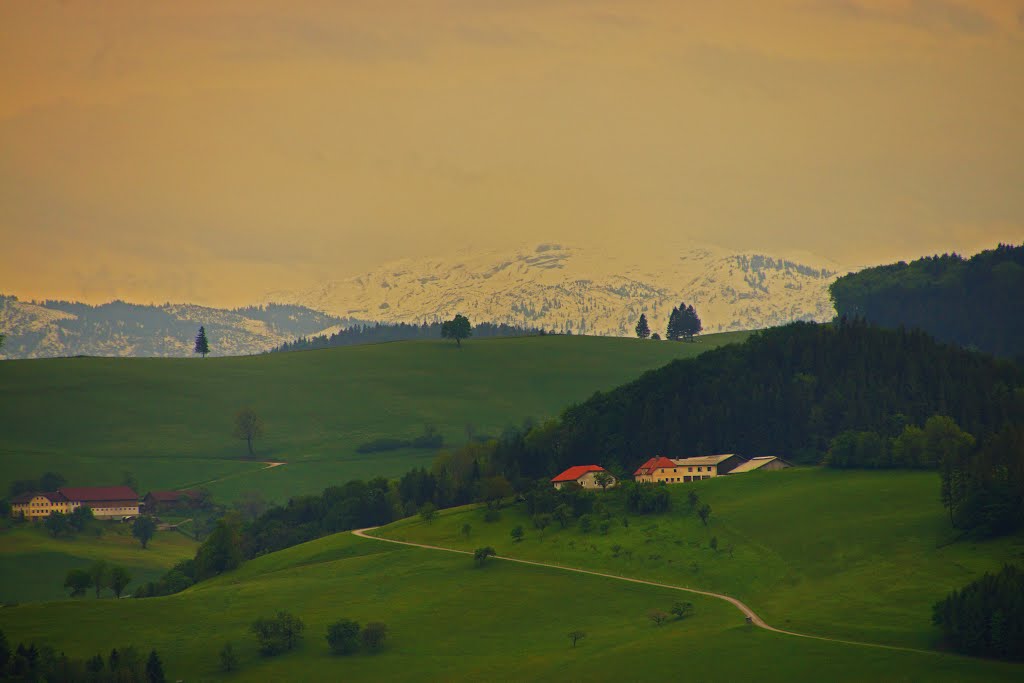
[{"x1": 1, "y1": 0, "x2": 1022, "y2": 306}]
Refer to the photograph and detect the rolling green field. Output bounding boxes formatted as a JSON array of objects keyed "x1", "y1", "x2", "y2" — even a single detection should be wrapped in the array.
[
  {"x1": 377, "y1": 468, "x2": 1024, "y2": 651},
  {"x1": 0, "y1": 333, "x2": 749, "y2": 503},
  {"x1": 1, "y1": 528, "x2": 1020, "y2": 682},
  {"x1": 0, "y1": 524, "x2": 196, "y2": 603}
]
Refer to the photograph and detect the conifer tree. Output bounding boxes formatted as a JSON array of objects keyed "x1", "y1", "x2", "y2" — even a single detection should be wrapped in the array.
[
  {"x1": 194, "y1": 326, "x2": 210, "y2": 358},
  {"x1": 666, "y1": 307, "x2": 682, "y2": 341},
  {"x1": 635, "y1": 314, "x2": 651, "y2": 339}
]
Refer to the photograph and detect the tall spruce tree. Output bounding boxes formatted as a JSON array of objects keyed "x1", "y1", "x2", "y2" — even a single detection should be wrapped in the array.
[
  {"x1": 666, "y1": 307, "x2": 682, "y2": 341},
  {"x1": 635, "y1": 314, "x2": 651, "y2": 339},
  {"x1": 194, "y1": 326, "x2": 210, "y2": 358}
]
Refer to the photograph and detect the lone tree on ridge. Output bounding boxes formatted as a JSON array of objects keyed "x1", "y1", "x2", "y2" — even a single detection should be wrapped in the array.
[
  {"x1": 441, "y1": 314, "x2": 472, "y2": 347},
  {"x1": 635, "y1": 314, "x2": 650, "y2": 339},
  {"x1": 234, "y1": 407, "x2": 264, "y2": 457},
  {"x1": 194, "y1": 326, "x2": 210, "y2": 357}
]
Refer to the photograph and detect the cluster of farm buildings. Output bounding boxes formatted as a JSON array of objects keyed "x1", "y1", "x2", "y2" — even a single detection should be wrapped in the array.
[
  {"x1": 9, "y1": 487, "x2": 202, "y2": 520},
  {"x1": 551, "y1": 454, "x2": 791, "y2": 490}
]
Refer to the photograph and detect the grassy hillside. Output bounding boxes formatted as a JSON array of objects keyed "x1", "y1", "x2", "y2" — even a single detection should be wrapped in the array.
[
  {"x1": 0, "y1": 333, "x2": 749, "y2": 503},
  {"x1": 1, "y1": 529, "x2": 1020, "y2": 681},
  {"x1": 377, "y1": 468, "x2": 1024, "y2": 650},
  {"x1": 0, "y1": 524, "x2": 196, "y2": 603}
]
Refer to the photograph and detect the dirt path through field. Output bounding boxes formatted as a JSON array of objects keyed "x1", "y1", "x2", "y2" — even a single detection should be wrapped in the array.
[{"x1": 351, "y1": 527, "x2": 940, "y2": 657}]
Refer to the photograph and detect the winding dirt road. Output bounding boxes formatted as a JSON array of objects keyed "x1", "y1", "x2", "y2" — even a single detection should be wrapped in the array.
[{"x1": 351, "y1": 527, "x2": 939, "y2": 656}]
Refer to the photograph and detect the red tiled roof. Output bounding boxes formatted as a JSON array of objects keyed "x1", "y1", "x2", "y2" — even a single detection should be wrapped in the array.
[
  {"x1": 551, "y1": 465, "x2": 606, "y2": 482},
  {"x1": 633, "y1": 456, "x2": 678, "y2": 476},
  {"x1": 11, "y1": 491, "x2": 67, "y2": 505},
  {"x1": 58, "y1": 486, "x2": 138, "y2": 503}
]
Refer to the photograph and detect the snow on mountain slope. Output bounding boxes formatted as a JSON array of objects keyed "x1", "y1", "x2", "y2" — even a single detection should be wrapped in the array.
[{"x1": 267, "y1": 244, "x2": 846, "y2": 337}]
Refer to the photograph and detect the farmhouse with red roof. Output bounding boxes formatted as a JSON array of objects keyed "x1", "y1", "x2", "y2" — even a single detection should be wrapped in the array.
[
  {"x1": 550, "y1": 465, "x2": 617, "y2": 490},
  {"x1": 634, "y1": 454, "x2": 747, "y2": 483},
  {"x1": 9, "y1": 486, "x2": 139, "y2": 520}
]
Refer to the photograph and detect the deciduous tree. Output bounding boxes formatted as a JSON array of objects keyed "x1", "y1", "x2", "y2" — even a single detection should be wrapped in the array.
[
  {"x1": 133, "y1": 516, "x2": 156, "y2": 549},
  {"x1": 233, "y1": 407, "x2": 264, "y2": 457},
  {"x1": 441, "y1": 314, "x2": 472, "y2": 347},
  {"x1": 109, "y1": 566, "x2": 132, "y2": 598},
  {"x1": 698, "y1": 503, "x2": 712, "y2": 527},
  {"x1": 648, "y1": 609, "x2": 670, "y2": 626},
  {"x1": 361, "y1": 622, "x2": 388, "y2": 652},
  {"x1": 568, "y1": 630, "x2": 586, "y2": 648},
  {"x1": 326, "y1": 619, "x2": 361, "y2": 656},
  {"x1": 510, "y1": 525, "x2": 524, "y2": 543},
  {"x1": 89, "y1": 560, "x2": 108, "y2": 598},
  {"x1": 64, "y1": 569, "x2": 91, "y2": 598},
  {"x1": 219, "y1": 643, "x2": 238, "y2": 672},
  {"x1": 473, "y1": 546, "x2": 495, "y2": 567}
]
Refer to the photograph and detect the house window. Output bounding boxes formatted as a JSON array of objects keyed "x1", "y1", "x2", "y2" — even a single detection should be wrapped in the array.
[{"x1": 688, "y1": 467, "x2": 693, "y2": 472}]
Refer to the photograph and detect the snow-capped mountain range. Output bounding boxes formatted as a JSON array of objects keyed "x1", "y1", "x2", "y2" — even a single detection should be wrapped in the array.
[{"x1": 267, "y1": 243, "x2": 847, "y2": 338}]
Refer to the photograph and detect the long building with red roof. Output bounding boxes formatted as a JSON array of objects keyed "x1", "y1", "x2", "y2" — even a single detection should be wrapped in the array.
[
  {"x1": 10, "y1": 486, "x2": 139, "y2": 520},
  {"x1": 634, "y1": 454, "x2": 746, "y2": 483},
  {"x1": 550, "y1": 465, "x2": 617, "y2": 490}
]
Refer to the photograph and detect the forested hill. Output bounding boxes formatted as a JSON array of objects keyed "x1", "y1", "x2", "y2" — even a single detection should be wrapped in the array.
[
  {"x1": 271, "y1": 321, "x2": 546, "y2": 352},
  {"x1": 829, "y1": 243, "x2": 1024, "y2": 358},
  {"x1": 539, "y1": 320, "x2": 1022, "y2": 475}
]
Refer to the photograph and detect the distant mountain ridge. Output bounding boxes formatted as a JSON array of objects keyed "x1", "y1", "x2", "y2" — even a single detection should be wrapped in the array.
[
  {"x1": 0, "y1": 297, "x2": 345, "y2": 359},
  {"x1": 267, "y1": 243, "x2": 845, "y2": 338}
]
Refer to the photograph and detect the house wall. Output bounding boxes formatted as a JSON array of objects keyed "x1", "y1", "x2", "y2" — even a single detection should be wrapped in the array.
[
  {"x1": 9, "y1": 498, "x2": 138, "y2": 520},
  {"x1": 554, "y1": 472, "x2": 617, "y2": 490},
  {"x1": 637, "y1": 465, "x2": 717, "y2": 484},
  {"x1": 757, "y1": 459, "x2": 790, "y2": 472}
]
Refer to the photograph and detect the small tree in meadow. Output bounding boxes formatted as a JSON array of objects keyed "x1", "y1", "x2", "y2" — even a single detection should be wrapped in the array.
[
  {"x1": 109, "y1": 566, "x2": 132, "y2": 598},
  {"x1": 441, "y1": 314, "x2": 472, "y2": 347},
  {"x1": 594, "y1": 471, "x2": 614, "y2": 492},
  {"x1": 648, "y1": 609, "x2": 670, "y2": 627},
  {"x1": 64, "y1": 569, "x2": 91, "y2": 598},
  {"x1": 219, "y1": 643, "x2": 238, "y2": 672},
  {"x1": 45, "y1": 511, "x2": 69, "y2": 538},
  {"x1": 251, "y1": 611, "x2": 304, "y2": 656},
  {"x1": 326, "y1": 619, "x2": 361, "y2": 656},
  {"x1": 89, "y1": 560, "x2": 108, "y2": 598},
  {"x1": 698, "y1": 503, "x2": 712, "y2": 527},
  {"x1": 671, "y1": 601, "x2": 694, "y2": 620},
  {"x1": 233, "y1": 407, "x2": 264, "y2": 457},
  {"x1": 474, "y1": 547, "x2": 496, "y2": 567},
  {"x1": 132, "y1": 516, "x2": 157, "y2": 549},
  {"x1": 461, "y1": 523, "x2": 472, "y2": 538},
  {"x1": 419, "y1": 502, "x2": 437, "y2": 525},
  {"x1": 510, "y1": 525, "x2": 524, "y2": 543},
  {"x1": 709, "y1": 536, "x2": 718, "y2": 553},
  {"x1": 361, "y1": 622, "x2": 389, "y2": 652},
  {"x1": 635, "y1": 314, "x2": 651, "y2": 339},
  {"x1": 568, "y1": 630, "x2": 586, "y2": 648}
]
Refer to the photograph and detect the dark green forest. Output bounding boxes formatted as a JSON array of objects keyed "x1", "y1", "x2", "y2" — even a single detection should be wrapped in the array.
[
  {"x1": 829, "y1": 243, "x2": 1024, "y2": 358},
  {"x1": 543, "y1": 320, "x2": 1022, "y2": 474}
]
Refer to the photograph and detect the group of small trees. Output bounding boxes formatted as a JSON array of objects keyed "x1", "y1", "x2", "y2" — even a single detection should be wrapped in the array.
[
  {"x1": 326, "y1": 619, "x2": 389, "y2": 655},
  {"x1": 0, "y1": 631, "x2": 167, "y2": 682},
  {"x1": 242, "y1": 612, "x2": 389, "y2": 664},
  {"x1": 666, "y1": 304, "x2": 702, "y2": 341},
  {"x1": 649, "y1": 602, "x2": 695, "y2": 627},
  {"x1": 635, "y1": 305, "x2": 703, "y2": 342},
  {"x1": 64, "y1": 560, "x2": 133, "y2": 599}
]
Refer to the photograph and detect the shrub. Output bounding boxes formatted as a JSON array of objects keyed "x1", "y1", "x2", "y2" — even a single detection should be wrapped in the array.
[
  {"x1": 326, "y1": 619, "x2": 361, "y2": 656},
  {"x1": 251, "y1": 611, "x2": 305, "y2": 656},
  {"x1": 361, "y1": 622, "x2": 389, "y2": 652}
]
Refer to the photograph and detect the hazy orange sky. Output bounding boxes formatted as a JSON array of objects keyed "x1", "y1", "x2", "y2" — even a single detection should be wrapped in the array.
[{"x1": 1, "y1": 1, "x2": 1022, "y2": 306}]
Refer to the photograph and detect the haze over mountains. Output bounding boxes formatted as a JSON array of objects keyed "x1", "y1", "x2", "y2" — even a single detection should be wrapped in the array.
[
  {"x1": 268, "y1": 243, "x2": 845, "y2": 339},
  {"x1": 1, "y1": 243, "x2": 845, "y2": 358}
]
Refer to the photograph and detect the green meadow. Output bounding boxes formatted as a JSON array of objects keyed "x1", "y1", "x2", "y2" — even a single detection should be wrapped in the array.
[
  {"x1": 0, "y1": 333, "x2": 749, "y2": 503},
  {"x1": 1, "y1": 529, "x2": 1020, "y2": 682},
  {"x1": 0, "y1": 524, "x2": 196, "y2": 603},
  {"x1": 377, "y1": 468, "x2": 1024, "y2": 651}
]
